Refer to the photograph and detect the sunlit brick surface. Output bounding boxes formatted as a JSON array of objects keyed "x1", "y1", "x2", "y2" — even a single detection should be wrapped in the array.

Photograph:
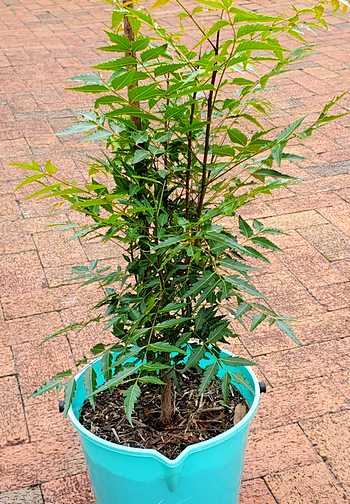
[{"x1": 1, "y1": 0, "x2": 350, "y2": 501}]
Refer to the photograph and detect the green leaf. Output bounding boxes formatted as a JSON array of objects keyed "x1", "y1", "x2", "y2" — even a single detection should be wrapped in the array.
[
  {"x1": 237, "y1": 40, "x2": 282, "y2": 53},
  {"x1": 219, "y1": 355, "x2": 255, "y2": 367},
  {"x1": 69, "y1": 72, "x2": 102, "y2": 84},
  {"x1": 252, "y1": 168, "x2": 294, "y2": 179},
  {"x1": 90, "y1": 343, "x2": 106, "y2": 355},
  {"x1": 151, "y1": 235, "x2": 186, "y2": 250},
  {"x1": 132, "y1": 37, "x2": 150, "y2": 52},
  {"x1": 196, "y1": 19, "x2": 230, "y2": 46},
  {"x1": 228, "y1": 128, "x2": 248, "y2": 146},
  {"x1": 84, "y1": 366, "x2": 97, "y2": 409},
  {"x1": 250, "y1": 313, "x2": 267, "y2": 331},
  {"x1": 220, "y1": 258, "x2": 255, "y2": 274},
  {"x1": 234, "y1": 302, "x2": 252, "y2": 320},
  {"x1": 111, "y1": 71, "x2": 144, "y2": 91},
  {"x1": 45, "y1": 161, "x2": 57, "y2": 175},
  {"x1": 103, "y1": 33, "x2": 130, "y2": 51},
  {"x1": 94, "y1": 366, "x2": 139, "y2": 395},
  {"x1": 129, "y1": 83, "x2": 162, "y2": 102},
  {"x1": 231, "y1": 7, "x2": 281, "y2": 23},
  {"x1": 185, "y1": 346, "x2": 205, "y2": 369},
  {"x1": 276, "y1": 320, "x2": 301, "y2": 345},
  {"x1": 154, "y1": 317, "x2": 189, "y2": 330},
  {"x1": 152, "y1": 0, "x2": 172, "y2": 7},
  {"x1": 69, "y1": 84, "x2": 109, "y2": 93},
  {"x1": 148, "y1": 342, "x2": 186, "y2": 354},
  {"x1": 225, "y1": 275, "x2": 265, "y2": 298},
  {"x1": 124, "y1": 382, "x2": 141, "y2": 425},
  {"x1": 139, "y1": 376, "x2": 165, "y2": 384},
  {"x1": 199, "y1": 362, "x2": 218, "y2": 395},
  {"x1": 141, "y1": 44, "x2": 168, "y2": 62},
  {"x1": 239, "y1": 216, "x2": 253, "y2": 238},
  {"x1": 237, "y1": 23, "x2": 276, "y2": 38},
  {"x1": 15, "y1": 173, "x2": 45, "y2": 189},
  {"x1": 63, "y1": 378, "x2": 76, "y2": 416},
  {"x1": 132, "y1": 149, "x2": 152, "y2": 164},
  {"x1": 184, "y1": 271, "x2": 217, "y2": 297},
  {"x1": 95, "y1": 56, "x2": 137, "y2": 70},
  {"x1": 32, "y1": 370, "x2": 72, "y2": 397},
  {"x1": 159, "y1": 302, "x2": 186, "y2": 314},
  {"x1": 276, "y1": 116, "x2": 305, "y2": 142},
  {"x1": 251, "y1": 236, "x2": 281, "y2": 251},
  {"x1": 101, "y1": 350, "x2": 113, "y2": 382},
  {"x1": 11, "y1": 161, "x2": 41, "y2": 172},
  {"x1": 57, "y1": 122, "x2": 96, "y2": 137}
]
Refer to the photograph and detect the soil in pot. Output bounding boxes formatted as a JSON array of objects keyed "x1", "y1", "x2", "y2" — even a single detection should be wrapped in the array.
[{"x1": 80, "y1": 369, "x2": 249, "y2": 459}]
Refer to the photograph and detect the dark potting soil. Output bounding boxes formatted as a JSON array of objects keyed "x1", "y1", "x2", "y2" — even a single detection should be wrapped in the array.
[{"x1": 80, "y1": 369, "x2": 249, "y2": 459}]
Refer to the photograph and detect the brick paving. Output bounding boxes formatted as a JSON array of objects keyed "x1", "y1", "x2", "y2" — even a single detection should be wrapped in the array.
[{"x1": 0, "y1": 0, "x2": 350, "y2": 502}]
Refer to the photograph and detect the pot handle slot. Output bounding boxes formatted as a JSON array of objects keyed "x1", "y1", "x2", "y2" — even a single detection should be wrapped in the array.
[{"x1": 259, "y1": 382, "x2": 267, "y2": 393}]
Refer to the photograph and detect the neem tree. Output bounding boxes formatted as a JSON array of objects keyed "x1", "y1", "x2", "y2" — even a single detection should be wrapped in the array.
[{"x1": 15, "y1": 0, "x2": 348, "y2": 426}]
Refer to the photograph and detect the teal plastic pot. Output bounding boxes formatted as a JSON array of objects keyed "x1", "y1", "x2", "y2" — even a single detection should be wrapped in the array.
[{"x1": 68, "y1": 350, "x2": 260, "y2": 504}]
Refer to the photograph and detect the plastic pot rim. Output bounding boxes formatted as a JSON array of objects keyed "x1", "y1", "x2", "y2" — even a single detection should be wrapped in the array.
[{"x1": 68, "y1": 352, "x2": 260, "y2": 468}]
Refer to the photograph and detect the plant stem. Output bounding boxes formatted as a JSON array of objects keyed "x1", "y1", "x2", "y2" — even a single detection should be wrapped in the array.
[
  {"x1": 160, "y1": 372, "x2": 174, "y2": 426},
  {"x1": 197, "y1": 29, "x2": 221, "y2": 217},
  {"x1": 185, "y1": 93, "x2": 196, "y2": 219},
  {"x1": 123, "y1": 0, "x2": 141, "y2": 129}
]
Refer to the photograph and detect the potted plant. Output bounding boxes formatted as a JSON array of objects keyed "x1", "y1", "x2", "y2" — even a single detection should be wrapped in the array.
[{"x1": 14, "y1": 0, "x2": 348, "y2": 502}]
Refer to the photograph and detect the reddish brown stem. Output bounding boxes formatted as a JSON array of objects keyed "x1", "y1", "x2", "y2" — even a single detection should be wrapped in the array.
[
  {"x1": 160, "y1": 374, "x2": 174, "y2": 426},
  {"x1": 123, "y1": 1, "x2": 141, "y2": 129}
]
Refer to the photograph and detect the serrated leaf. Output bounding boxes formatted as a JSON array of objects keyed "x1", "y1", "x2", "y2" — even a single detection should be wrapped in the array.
[
  {"x1": 90, "y1": 343, "x2": 106, "y2": 355},
  {"x1": 124, "y1": 382, "x2": 141, "y2": 425},
  {"x1": 101, "y1": 350, "x2": 113, "y2": 382},
  {"x1": 152, "y1": 0, "x2": 171, "y2": 7},
  {"x1": 132, "y1": 149, "x2": 151, "y2": 164},
  {"x1": 220, "y1": 355, "x2": 255, "y2": 367},
  {"x1": 69, "y1": 72, "x2": 102, "y2": 84},
  {"x1": 95, "y1": 56, "x2": 137, "y2": 70},
  {"x1": 220, "y1": 258, "x2": 255, "y2": 274},
  {"x1": 276, "y1": 116, "x2": 305, "y2": 142},
  {"x1": 63, "y1": 378, "x2": 76, "y2": 416},
  {"x1": 69, "y1": 84, "x2": 109, "y2": 93},
  {"x1": 32, "y1": 370, "x2": 72, "y2": 397},
  {"x1": 141, "y1": 44, "x2": 168, "y2": 62},
  {"x1": 15, "y1": 173, "x2": 45, "y2": 189},
  {"x1": 276, "y1": 320, "x2": 301, "y2": 345},
  {"x1": 84, "y1": 366, "x2": 97, "y2": 409},
  {"x1": 159, "y1": 302, "x2": 186, "y2": 314},
  {"x1": 231, "y1": 7, "x2": 281, "y2": 23},
  {"x1": 58, "y1": 122, "x2": 96, "y2": 137},
  {"x1": 93, "y1": 365, "x2": 139, "y2": 395},
  {"x1": 185, "y1": 346, "x2": 205, "y2": 369},
  {"x1": 45, "y1": 161, "x2": 57, "y2": 175},
  {"x1": 228, "y1": 128, "x2": 248, "y2": 146},
  {"x1": 183, "y1": 271, "x2": 217, "y2": 297},
  {"x1": 225, "y1": 275, "x2": 265, "y2": 298},
  {"x1": 148, "y1": 342, "x2": 186, "y2": 354},
  {"x1": 234, "y1": 302, "x2": 252, "y2": 320},
  {"x1": 129, "y1": 83, "x2": 162, "y2": 102},
  {"x1": 250, "y1": 313, "x2": 267, "y2": 331},
  {"x1": 251, "y1": 236, "x2": 281, "y2": 251},
  {"x1": 154, "y1": 317, "x2": 189, "y2": 330},
  {"x1": 239, "y1": 216, "x2": 253, "y2": 238},
  {"x1": 139, "y1": 376, "x2": 165, "y2": 384},
  {"x1": 199, "y1": 362, "x2": 218, "y2": 395}
]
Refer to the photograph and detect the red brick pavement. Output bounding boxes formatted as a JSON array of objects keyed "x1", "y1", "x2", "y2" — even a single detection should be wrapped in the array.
[{"x1": 1, "y1": 0, "x2": 350, "y2": 502}]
